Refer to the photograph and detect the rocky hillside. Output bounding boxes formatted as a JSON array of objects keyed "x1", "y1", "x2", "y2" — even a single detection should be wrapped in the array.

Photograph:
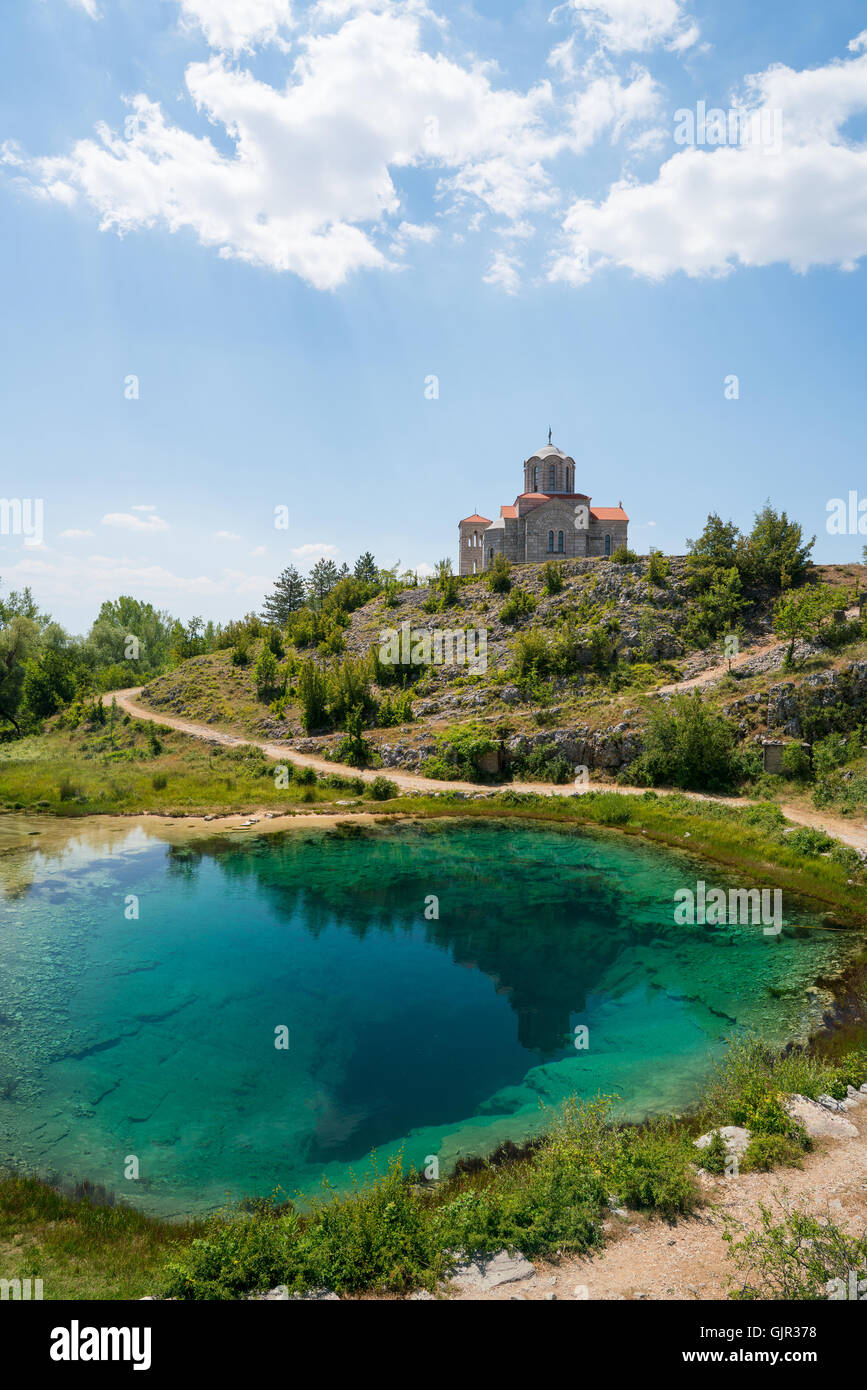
[{"x1": 138, "y1": 557, "x2": 867, "y2": 782}]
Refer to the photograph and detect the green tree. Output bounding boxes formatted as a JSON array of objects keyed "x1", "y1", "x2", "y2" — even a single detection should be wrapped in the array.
[
  {"x1": 307, "y1": 559, "x2": 339, "y2": 605},
  {"x1": 353, "y1": 552, "x2": 378, "y2": 583},
  {"x1": 254, "y1": 646, "x2": 281, "y2": 699},
  {"x1": 774, "y1": 584, "x2": 841, "y2": 666},
  {"x1": 21, "y1": 647, "x2": 77, "y2": 720},
  {"x1": 261, "y1": 566, "x2": 305, "y2": 625},
  {"x1": 686, "y1": 514, "x2": 742, "y2": 592},
  {"x1": 0, "y1": 614, "x2": 41, "y2": 733},
  {"x1": 742, "y1": 504, "x2": 814, "y2": 590}
]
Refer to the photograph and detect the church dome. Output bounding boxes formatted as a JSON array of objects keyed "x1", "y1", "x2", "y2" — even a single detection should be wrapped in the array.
[{"x1": 524, "y1": 439, "x2": 575, "y2": 494}]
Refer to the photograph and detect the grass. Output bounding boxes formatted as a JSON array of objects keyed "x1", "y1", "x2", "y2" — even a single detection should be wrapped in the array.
[
  {"x1": 3, "y1": 1037, "x2": 866, "y2": 1300},
  {"x1": 0, "y1": 716, "x2": 374, "y2": 817},
  {"x1": 0, "y1": 1175, "x2": 204, "y2": 1300}
]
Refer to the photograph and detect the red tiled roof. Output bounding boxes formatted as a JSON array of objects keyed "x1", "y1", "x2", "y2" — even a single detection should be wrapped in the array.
[
  {"x1": 590, "y1": 506, "x2": 629, "y2": 521},
  {"x1": 500, "y1": 505, "x2": 518, "y2": 519},
  {"x1": 459, "y1": 513, "x2": 492, "y2": 526},
  {"x1": 515, "y1": 491, "x2": 592, "y2": 502}
]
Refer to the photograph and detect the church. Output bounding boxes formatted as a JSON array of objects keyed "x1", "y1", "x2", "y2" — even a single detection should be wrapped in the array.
[{"x1": 458, "y1": 435, "x2": 629, "y2": 576}]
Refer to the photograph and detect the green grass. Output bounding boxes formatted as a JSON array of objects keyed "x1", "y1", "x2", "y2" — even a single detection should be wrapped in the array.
[
  {"x1": 0, "y1": 1175, "x2": 204, "y2": 1300},
  {"x1": 4, "y1": 1036, "x2": 867, "y2": 1300},
  {"x1": 0, "y1": 718, "x2": 371, "y2": 817}
]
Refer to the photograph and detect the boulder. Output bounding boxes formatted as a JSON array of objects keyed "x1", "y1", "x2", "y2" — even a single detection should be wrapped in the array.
[
  {"x1": 785, "y1": 1095, "x2": 859, "y2": 1140},
  {"x1": 448, "y1": 1250, "x2": 535, "y2": 1293}
]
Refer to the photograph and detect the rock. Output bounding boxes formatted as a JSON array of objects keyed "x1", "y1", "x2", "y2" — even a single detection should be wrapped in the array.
[
  {"x1": 785, "y1": 1095, "x2": 859, "y2": 1140},
  {"x1": 408, "y1": 1290, "x2": 435, "y2": 1300},
  {"x1": 694, "y1": 1125, "x2": 750, "y2": 1158},
  {"x1": 250, "y1": 1286, "x2": 339, "y2": 1301},
  {"x1": 448, "y1": 1250, "x2": 536, "y2": 1293}
]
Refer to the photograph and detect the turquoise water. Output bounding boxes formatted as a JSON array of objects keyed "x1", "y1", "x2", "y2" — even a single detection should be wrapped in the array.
[{"x1": 0, "y1": 818, "x2": 857, "y2": 1216}]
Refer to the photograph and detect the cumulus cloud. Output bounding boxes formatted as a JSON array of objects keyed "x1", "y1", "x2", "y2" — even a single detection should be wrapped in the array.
[
  {"x1": 68, "y1": 0, "x2": 101, "y2": 18},
  {"x1": 483, "y1": 250, "x2": 522, "y2": 293},
  {"x1": 101, "y1": 510, "x2": 170, "y2": 533},
  {"x1": 557, "y1": 0, "x2": 699, "y2": 55},
  {"x1": 550, "y1": 43, "x2": 867, "y2": 284},
  {"x1": 178, "y1": 0, "x2": 294, "y2": 56},
  {"x1": 291, "y1": 541, "x2": 339, "y2": 558},
  {"x1": 17, "y1": 5, "x2": 655, "y2": 289}
]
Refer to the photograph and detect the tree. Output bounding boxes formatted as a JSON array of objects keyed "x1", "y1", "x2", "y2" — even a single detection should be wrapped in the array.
[
  {"x1": 774, "y1": 584, "x2": 841, "y2": 666},
  {"x1": 254, "y1": 646, "x2": 281, "y2": 699},
  {"x1": 307, "y1": 558, "x2": 339, "y2": 605},
  {"x1": 686, "y1": 514, "x2": 742, "y2": 592},
  {"x1": 632, "y1": 690, "x2": 743, "y2": 792},
  {"x1": 261, "y1": 565, "x2": 305, "y2": 625},
  {"x1": 742, "y1": 504, "x2": 814, "y2": 590},
  {"x1": 0, "y1": 614, "x2": 40, "y2": 733},
  {"x1": 21, "y1": 647, "x2": 77, "y2": 720},
  {"x1": 353, "y1": 552, "x2": 378, "y2": 583}
]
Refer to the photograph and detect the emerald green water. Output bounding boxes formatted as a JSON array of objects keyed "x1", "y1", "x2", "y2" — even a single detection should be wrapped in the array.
[{"x1": 0, "y1": 818, "x2": 857, "y2": 1216}]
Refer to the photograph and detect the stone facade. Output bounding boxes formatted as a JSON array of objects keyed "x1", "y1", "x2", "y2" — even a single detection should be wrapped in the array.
[{"x1": 458, "y1": 439, "x2": 628, "y2": 576}]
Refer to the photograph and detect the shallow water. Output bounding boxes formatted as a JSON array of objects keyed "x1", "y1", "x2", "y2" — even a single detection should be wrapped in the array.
[{"x1": 0, "y1": 817, "x2": 857, "y2": 1216}]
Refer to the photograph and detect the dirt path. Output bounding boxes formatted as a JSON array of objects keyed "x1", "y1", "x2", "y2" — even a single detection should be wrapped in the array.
[
  {"x1": 450, "y1": 1094, "x2": 867, "y2": 1300},
  {"x1": 103, "y1": 687, "x2": 867, "y2": 851}
]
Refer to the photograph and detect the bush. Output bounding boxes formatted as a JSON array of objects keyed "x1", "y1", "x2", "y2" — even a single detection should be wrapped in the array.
[
  {"x1": 151, "y1": 773, "x2": 168, "y2": 791},
  {"x1": 646, "y1": 549, "x2": 669, "y2": 586},
  {"x1": 610, "y1": 545, "x2": 639, "y2": 564},
  {"x1": 725, "y1": 1205, "x2": 867, "y2": 1300},
  {"x1": 499, "y1": 589, "x2": 536, "y2": 624},
  {"x1": 297, "y1": 660, "x2": 329, "y2": 733},
  {"x1": 630, "y1": 691, "x2": 744, "y2": 792},
  {"x1": 781, "y1": 743, "x2": 812, "y2": 780},
  {"x1": 368, "y1": 775, "x2": 397, "y2": 800},
  {"x1": 486, "y1": 554, "x2": 512, "y2": 594},
  {"x1": 541, "y1": 561, "x2": 564, "y2": 595}
]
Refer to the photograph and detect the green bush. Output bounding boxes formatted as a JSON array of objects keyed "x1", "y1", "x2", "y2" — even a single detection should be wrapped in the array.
[
  {"x1": 368, "y1": 774, "x2": 397, "y2": 800},
  {"x1": 541, "y1": 561, "x2": 564, "y2": 595},
  {"x1": 486, "y1": 554, "x2": 512, "y2": 594},
  {"x1": 725, "y1": 1205, "x2": 867, "y2": 1300},
  {"x1": 630, "y1": 690, "x2": 745, "y2": 792},
  {"x1": 610, "y1": 545, "x2": 639, "y2": 564},
  {"x1": 499, "y1": 589, "x2": 536, "y2": 625},
  {"x1": 646, "y1": 550, "x2": 669, "y2": 586}
]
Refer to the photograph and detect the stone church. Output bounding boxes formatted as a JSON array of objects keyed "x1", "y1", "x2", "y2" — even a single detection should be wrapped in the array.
[{"x1": 458, "y1": 435, "x2": 629, "y2": 576}]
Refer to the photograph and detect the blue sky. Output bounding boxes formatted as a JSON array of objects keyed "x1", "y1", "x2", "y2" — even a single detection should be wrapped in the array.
[{"x1": 2, "y1": 0, "x2": 867, "y2": 630}]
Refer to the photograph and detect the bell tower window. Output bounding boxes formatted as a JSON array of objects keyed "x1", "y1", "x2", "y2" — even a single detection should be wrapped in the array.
[{"x1": 548, "y1": 463, "x2": 555, "y2": 490}]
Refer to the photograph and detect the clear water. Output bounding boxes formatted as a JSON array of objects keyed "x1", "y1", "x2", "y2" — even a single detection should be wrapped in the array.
[{"x1": 0, "y1": 818, "x2": 857, "y2": 1217}]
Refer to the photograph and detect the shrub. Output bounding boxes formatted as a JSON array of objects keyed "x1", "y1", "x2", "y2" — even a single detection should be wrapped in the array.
[
  {"x1": 646, "y1": 549, "x2": 669, "y2": 586},
  {"x1": 724, "y1": 1205, "x2": 867, "y2": 1300},
  {"x1": 486, "y1": 554, "x2": 512, "y2": 594},
  {"x1": 740, "y1": 1134, "x2": 805, "y2": 1173},
  {"x1": 781, "y1": 743, "x2": 812, "y2": 780},
  {"x1": 368, "y1": 775, "x2": 397, "y2": 800},
  {"x1": 610, "y1": 545, "x2": 639, "y2": 564},
  {"x1": 297, "y1": 660, "x2": 329, "y2": 733},
  {"x1": 499, "y1": 589, "x2": 536, "y2": 625},
  {"x1": 151, "y1": 773, "x2": 168, "y2": 791},
  {"x1": 629, "y1": 690, "x2": 744, "y2": 792},
  {"x1": 541, "y1": 561, "x2": 564, "y2": 595}
]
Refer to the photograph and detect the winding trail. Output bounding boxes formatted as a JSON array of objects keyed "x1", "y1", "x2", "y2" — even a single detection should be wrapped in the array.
[{"x1": 103, "y1": 687, "x2": 867, "y2": 852}]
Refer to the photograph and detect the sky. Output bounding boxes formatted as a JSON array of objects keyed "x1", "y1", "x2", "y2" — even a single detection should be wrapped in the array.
[{"x1": 2, "y1": 0, "x2": 867, "y2": 632}]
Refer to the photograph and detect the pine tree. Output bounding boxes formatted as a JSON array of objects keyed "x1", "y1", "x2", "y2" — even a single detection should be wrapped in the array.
[
  {"x1": 353, "y1": 552, "x2": 378, "y2": 583},
  {"x1": 307, "y1": 558, "x2": 339, "y2": 605},
  {"x1": 261, "y1": 566, "x2": 305, "y2": 625}
]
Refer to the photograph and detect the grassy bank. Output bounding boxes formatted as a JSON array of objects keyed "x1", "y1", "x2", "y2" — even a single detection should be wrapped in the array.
[{"x1": 3, "y1": 1039, "x2": 866, "y2": 1301}]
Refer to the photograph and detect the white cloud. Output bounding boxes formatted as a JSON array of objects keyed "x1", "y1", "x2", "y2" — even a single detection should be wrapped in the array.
[
  {"x1": 849, "y1": 31, "x2": 867, "y2": 54},
  {"x1": 214, "y1": 529, "x2": 242, "y2": 539},
  {"x1": 558, "y1": 0, "x2": 699, "y2": 55},
  {"x1": 178, "y1": 0, "x2": 294, "y2": 56},
  {"x1": 250, "y1": 545, "x2": 266, "y2": 556},
  {"x1": 131, "y1": 503, "x2": 157, "y2": 512},
  {"x1": 101, "y1": 510, "x2": 170, "y2": 533},
  {"x1": 68, "y1": 0, "x2": 101, "y2": 18},
  {"x1": 550, "y1": 45, "x2": 867, "y2": 284},
  {"x1": 19, "y1": 6, "x2": 592, "y2": 289},
  {"x1": 59, "y1": 528, "x2": 94, "y2": 538},
  {"x1": 483, "y1": 250, "x2": 522, "y2": 293},
  {"x1": 291, "y1": 542, "x2": 339, "y2": 559}
]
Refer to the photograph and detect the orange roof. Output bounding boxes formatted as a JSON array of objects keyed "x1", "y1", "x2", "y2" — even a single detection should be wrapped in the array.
[
  {"x1": 459, "y1": 513, "x2": 492, "y2": 526},
  {"x1": 500, "y1": 505, "x2": 518, "y2": 519},
  {"x1": 515, "y1": 491, "x2": 591, "y2": 502},
  {"x1": 590, "y1": 506, "x2": 629, "y2": 521}
]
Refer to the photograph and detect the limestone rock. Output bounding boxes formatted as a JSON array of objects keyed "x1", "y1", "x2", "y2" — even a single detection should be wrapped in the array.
[
  {"x1": 448, "y1": 1249, "x2": 535, "y2": 1293},
  {"x1": 785, "y1": 1095, "x2": 859, "y2": 1139},
  {"x1": 694, "y1": 1125, "x2": 750, "y2": 1159}
]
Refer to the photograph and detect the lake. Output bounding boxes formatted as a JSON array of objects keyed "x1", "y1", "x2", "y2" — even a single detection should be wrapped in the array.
[{"x1": 0, "y1": 816, "x2": 856, "y2": 1216}]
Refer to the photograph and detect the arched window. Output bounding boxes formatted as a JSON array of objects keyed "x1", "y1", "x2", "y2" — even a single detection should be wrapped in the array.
[
  {"x1": 605, "y1": 534, "x2": 611, "y2": 556},
  {"x1": 533, "y1": 466, "x2": 539, "y2": 491},
  {"x1": 489, "y1": 547, "x2": 494, "y2": 561},
  {"x1": 558, "y1": 530, "x2": 564, "y2": 552},
  {"x1": 548, "y1": 463, "x2": 556, "y2": 490},
  {"x1": 548, "y1": 530, "x2": 554, "y2": 552},
  {"x1": 473, "y1": 558, "x2": 477, "y2": 573},
  {"x1": 567, "y1": 468, "x2": 573, "y2": 491}
]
